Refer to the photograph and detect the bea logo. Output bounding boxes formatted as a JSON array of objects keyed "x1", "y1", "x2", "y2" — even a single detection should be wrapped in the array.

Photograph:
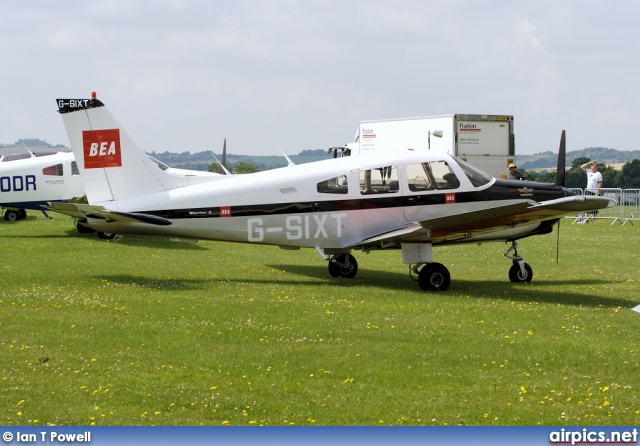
[
  {"x1": 82, "y1": 129, "x2": 122, "y2": 169},
  {"x1": 445, "y1": 193, "x2": 456, "y2": 204}
]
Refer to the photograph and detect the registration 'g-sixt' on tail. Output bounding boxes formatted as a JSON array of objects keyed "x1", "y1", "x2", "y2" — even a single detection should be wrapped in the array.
[{"x1": 57, "y1": 94, "x2": 196, "y2": 204}]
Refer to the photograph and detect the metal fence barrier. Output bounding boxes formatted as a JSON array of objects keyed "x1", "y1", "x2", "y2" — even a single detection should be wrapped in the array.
[
  {"x1": 621, "y1": 189, "x2": 639, "y2": 225},
  {"x1": 567, "y1": 188, "x2": 638, "y2": 225}
]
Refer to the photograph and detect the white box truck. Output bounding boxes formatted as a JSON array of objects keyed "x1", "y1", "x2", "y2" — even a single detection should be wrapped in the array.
[{"x1": 347, "y1": 114, "x2": 516, "y2": 179}]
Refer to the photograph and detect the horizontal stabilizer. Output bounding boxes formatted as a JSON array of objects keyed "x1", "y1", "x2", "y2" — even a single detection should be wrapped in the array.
[
  {"x1": 110, "y1": 211, "x2": 172, "y2": 226},
  {"x1": 43, "y1": 201, "x2": 90, "y2": 219},
  {"x1": 45, "y1": 202, "x2": 172, "y2": 226}
]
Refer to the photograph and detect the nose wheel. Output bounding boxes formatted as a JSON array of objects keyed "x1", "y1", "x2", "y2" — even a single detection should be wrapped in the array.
[
  {"x1": 504, "y1": 241, "x2": 533, "y2": 283},
  {"x1": 508, "y1": 262, "x2": 533, "y2": 282}
]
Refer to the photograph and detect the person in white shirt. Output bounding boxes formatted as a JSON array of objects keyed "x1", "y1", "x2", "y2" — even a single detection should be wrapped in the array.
[
  {"x1": 579, "y1": 161, "x2": 603, "y2": 222},
  {"x1": 580, "y1": 161, "x2": 603, "y2": 195}
]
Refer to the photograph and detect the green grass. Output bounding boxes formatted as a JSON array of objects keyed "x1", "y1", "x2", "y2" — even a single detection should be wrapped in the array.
[{"x1": 1, "y1": 213, "x2": 639, "y2": 426}]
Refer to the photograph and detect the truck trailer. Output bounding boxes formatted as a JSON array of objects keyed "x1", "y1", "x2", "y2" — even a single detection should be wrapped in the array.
[{"x1": 345, "y1": 114, "x2": 516, "y2": 179}]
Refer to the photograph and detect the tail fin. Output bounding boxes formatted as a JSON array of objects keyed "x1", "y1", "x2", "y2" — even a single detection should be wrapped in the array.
[{"x1": 56, "y1": 96, "x2": 188, "y2": 204}]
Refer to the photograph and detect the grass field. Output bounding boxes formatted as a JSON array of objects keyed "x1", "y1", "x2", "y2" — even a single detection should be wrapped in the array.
[{"x1": 1, "y1": 213, "x2": 638, "y2": 426}]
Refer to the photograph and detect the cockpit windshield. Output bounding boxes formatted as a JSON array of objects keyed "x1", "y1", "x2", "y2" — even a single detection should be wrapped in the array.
[{"x1": 453, "y1": 156, "x2": 493, "y2": 187}]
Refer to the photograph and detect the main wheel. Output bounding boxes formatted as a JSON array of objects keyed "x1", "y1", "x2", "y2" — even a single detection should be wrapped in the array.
[
  {"x1": 508, "y1": 262, "x2": 533, "y2": 283},
  {"x1": 328, "y1": 254, "x2": 358, "y2": 278},
  {"x1": 76, "y1": 219, "x2": 96, "y2": 234},
  {"x1": 4, "y1": 210, "x2": 20, "y2": 221},
  {"x1": 97, "y1": 231, "x2": 116, "y2": 240},
  {"x1": 18, "y1": 209, "x2": 27, "y2": 220},
  {"x1": 418, "y1": 262, "x2": 451, "y2": 291}
]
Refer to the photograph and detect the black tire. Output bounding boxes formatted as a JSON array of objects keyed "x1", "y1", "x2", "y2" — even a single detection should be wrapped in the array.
[
  {"x1": 328, "y1": 254, "x2": 358, "y2": 278},
  {"x1": 97, "y1": 231, "x2": 116, "y2": 240},
  {"x1": 18, "y1": 209, "x2": 27, "y2": 220},
  {"x1": 76, "y1": 219, "x2": 96, "y2": 234},
  {"x1": 4, "y1": 210, "x2": 20, "y2": 221},
  {"x1": 508, "y1": 262, "x2": 533, "y2": 283},
  {"x1": 418, "y1": 262, "x2": 451, "y2": 291}
]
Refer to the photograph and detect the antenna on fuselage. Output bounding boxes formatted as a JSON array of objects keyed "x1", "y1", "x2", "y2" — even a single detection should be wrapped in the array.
[
  {"x1": 20, "y1": 143, "x2": 36, "y2": 158},
  {"x1": 209, "y1": 150, "x2": 231, "y2": 175},
  {"x1": 276, "y1": 144, "x2": 295, "y2": 167},
  {"x1": 208, "y1": 138, "x2": 231, "y2": 175}
]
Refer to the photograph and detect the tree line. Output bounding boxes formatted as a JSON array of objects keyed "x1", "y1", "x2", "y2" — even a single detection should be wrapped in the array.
[{"x1": 524, "y1": 157, "x2": 640, "y2": 189}]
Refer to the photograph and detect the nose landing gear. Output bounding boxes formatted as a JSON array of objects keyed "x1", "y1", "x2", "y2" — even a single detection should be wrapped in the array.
[{"x1": 504, "y1": 241, "x2": 533, "y2": 283}]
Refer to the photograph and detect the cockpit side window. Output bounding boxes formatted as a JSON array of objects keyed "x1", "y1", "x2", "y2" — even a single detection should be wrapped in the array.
[
  {"x1": 406, "y1": 161, "x2": 459, "y2": 191},
  {"x1": 317, "y1": 175, "x2": 348, "y2": 194},
  {"x1": 42, "y1": 164, "x2": 63, "y2": 176},
  {"x1": 360, "y1": 166, "x2": 399, "y2": 195}
]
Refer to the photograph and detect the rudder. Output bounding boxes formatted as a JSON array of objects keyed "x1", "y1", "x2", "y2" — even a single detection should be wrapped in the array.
[{"x1": 57, "y1": 96, "x2": 186, "y2": 204}]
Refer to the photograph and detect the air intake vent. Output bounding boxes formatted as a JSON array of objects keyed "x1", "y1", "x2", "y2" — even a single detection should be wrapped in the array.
[{"x1": 280, "y1": 186, "x2": 297, "y2": 194}]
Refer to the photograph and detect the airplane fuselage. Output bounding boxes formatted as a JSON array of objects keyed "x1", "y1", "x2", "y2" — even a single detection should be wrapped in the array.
[{"x1": 85, "y1": 153, "x2": 572, "y2": 249}]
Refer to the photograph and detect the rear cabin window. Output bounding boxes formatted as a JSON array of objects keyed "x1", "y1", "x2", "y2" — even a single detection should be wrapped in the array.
[
  {"x1": 42, "y1": 164, "x2": 63, "y2": 176},
  {"x1": 71, "y1": 161, "x2": 80, "y2": 175},
  {"x1": 406, "y1": 161, "x2": 459, "y2": 191},
  {"x1": 360, "y1": 166, "x2": 399, "y2": 195},
  {"x1": 317, "y1": 175, "x2": 348, "y2": 194}
]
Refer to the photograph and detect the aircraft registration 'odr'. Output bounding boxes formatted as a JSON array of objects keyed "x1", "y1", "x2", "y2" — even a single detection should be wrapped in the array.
[
  {"x1": 1, "y1": 151, "x2": 84, "y2": 221},
  {"x1": 47, "y1": 94, "x2": 614, "y2": 291}
]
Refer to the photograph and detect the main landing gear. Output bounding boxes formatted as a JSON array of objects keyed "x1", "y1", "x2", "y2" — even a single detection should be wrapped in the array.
[
  {"x1": 328, "y1": 253, "x2": 358, "y2": 278},
  {"x1": 75, "y1": 218, "x2": 96, "y2": 234},
  {"x1": 4, "y1": 209, "x2": 27, "y2": 221},
  {"x1": 504, "y1": 241, "x2": 533, "y2": 283},
  {"x1": 410, "y1": 263, "x2": 451, "y2": 291}
]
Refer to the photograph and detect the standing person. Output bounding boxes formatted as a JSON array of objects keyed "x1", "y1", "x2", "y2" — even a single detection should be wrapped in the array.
[
  {"x1": 580, "y1": 161, "x2": 603, "y2": 222},
  {"x1": 507, "y1": 163, "x2": 526, "y2": 180},
  {"x1": 580, "y1": 161, "x2": 603, "y2": 195}
]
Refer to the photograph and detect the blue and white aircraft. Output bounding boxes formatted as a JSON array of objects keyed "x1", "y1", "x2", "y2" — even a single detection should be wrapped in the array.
[
  {"x1": 0, "y1": 150, "x2": 83, "y2": 221},
  {"x1": 48, "y1": 95, "x2": 614, "y2": 291}
]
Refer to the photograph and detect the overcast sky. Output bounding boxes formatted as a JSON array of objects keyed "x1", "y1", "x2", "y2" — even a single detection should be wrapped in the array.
[{"x1": 1, "y1": 1, "x2": 638, "y2": 156}]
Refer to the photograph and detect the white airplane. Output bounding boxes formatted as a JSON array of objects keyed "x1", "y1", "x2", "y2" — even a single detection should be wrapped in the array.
[
  {"x1": 48, "y1": 95, "x2": 614, "y2": 291},
  {"x1": 0, "y1": 150, "x2": 84, "y2": 221}
]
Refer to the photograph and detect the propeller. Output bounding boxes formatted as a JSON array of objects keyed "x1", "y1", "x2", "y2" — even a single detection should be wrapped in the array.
[
  {"x1": 555, "y1": 130, "x2": 566, "y2": 263},
  {"x1": 555, "y1": 130, "x2": 566, "y2": 187}
]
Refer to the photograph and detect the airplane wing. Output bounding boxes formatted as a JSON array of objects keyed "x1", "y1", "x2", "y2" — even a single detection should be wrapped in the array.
[
  {"x1": 44, "y1": 201, "x2": 172, "y2": 226},
  {"x1": 356, "y1": 195, "x2": 614, "y2": 247}
]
